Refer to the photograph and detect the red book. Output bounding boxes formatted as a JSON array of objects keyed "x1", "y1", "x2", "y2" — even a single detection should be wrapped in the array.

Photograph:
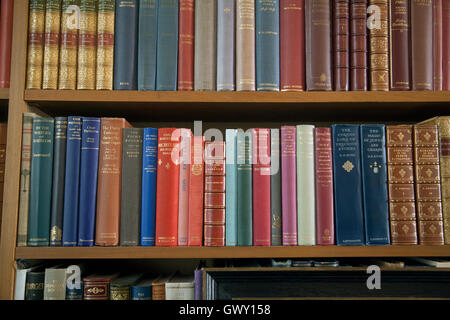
[
  {"x1": 252, "y1": 128, "x2": 271, "y2": 246},
  {"x1": 434, "y1": 0, "x2": 443, "y2": 90},
  {"x1": 0, "y1": 0, "x2": 14, "y2": 88},
  {"x1": 178, "y1": 0, "x2": 195, "y2": 91},
  {"x1": 155, "y1": 128, "x2": 181, "y2": 246},
  {"x1": 280, "y1": 0, "x2": 305, "y2": 91},
  {"x1": 443, "y1": 0, "x2": 450, "y2": 90}
]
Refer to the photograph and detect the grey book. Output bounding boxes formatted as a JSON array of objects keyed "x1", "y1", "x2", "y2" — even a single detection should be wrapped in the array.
[
  {"x1": 236, "y1": 0, "x2": 255, "y2": 91},
  {"x1": 270, "y1": 128, "x2": 282, "y2": 246},
  {"x1": 217, "y1": 0, "x2": 235, "y2": 91}
]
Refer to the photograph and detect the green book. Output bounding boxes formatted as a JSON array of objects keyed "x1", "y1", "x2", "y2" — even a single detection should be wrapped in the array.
[
  {"x1": 27, "y1": 118, "x2": 55, "y2": 247},
  {"x1": 237, "y1": 130, "x2": 253, "y2": 246},
  {"x1": 110, "y1": 273, "x2": 144, "y2": 300}
]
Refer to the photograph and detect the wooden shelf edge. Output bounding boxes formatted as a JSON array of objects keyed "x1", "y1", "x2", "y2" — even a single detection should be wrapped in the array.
[
  {"x1": 15, "y1": 245, "x2": 450, "y2": 260},
  {"x1": 0, "y1": 88, "x2": 9, "y2": 100}
]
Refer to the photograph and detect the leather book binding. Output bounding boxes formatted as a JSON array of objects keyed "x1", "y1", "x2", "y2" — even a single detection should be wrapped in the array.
[
  {"x1": 433, "y1": 0, "x2": 443, "y2": 90},
  {"x1": 217, "y1": 0, "x2": 236, "y2": 91},
  {"x1": 236, "y1": 0, "x2": 256, "y2": 91},
  {"x1": 178, "y1": 0, "x2": 195, "y2": 91},
  {"x1": 83, "y1": 274, "x2": 119, "y2": 300},
  {"x1": 369, "y1": 0, "x2": 389, "y2": 91},
  {"x1": 77, "y1": 0, "x2": 97, "y2": 90},
  {"x1": 26, "y1": 0, "x2": 46, "y2": 89},
  {"x1": 350, "y1": 0, "x2": 368, "y2": 91},
  {"x1": 42, "y1": 0, "x2": 62, "y2": 90},
  {"x1": 96, "y1": 0, "x2": 115, "y2": 90},
  {"x1": 334, "y1": 0, "x2": 350, "y2": 91},
  {"x1": 0, "y1": 0, "x2": 14, "y2": 88},
  {"x1": 443, "y1": 0, "x2": 450, "y2": 90}
]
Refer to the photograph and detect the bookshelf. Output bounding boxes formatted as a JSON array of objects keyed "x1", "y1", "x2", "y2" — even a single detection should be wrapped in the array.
[{"x1": 0, "y1": 0, "x2": 450, "y2": 300}]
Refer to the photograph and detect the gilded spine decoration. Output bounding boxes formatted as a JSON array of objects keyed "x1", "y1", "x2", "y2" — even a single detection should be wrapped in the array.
[
  {"x1": 369, "y1": 0, "x2": 389, "y2": 91},
  {"x1": 59, "y1": 0, "x2": 79, "y2": 89},
  {"x1": 26, "y1": 0, "x2": 46, "y2": 89},
  {"x1": 42, "y1": 0, "x2": 62, "y2": 89},
  {"x1": 96, "y1": 0, "x2": 115, "y2": 90},
  {"x1": 77, "y1": 0, "x2": 97, "y2": 89}
]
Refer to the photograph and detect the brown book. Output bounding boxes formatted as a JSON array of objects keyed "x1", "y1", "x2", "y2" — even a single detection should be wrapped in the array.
[
  {"x1": 236, "y1": 0, "x2": 256, "y2": 91},
  {"x1": 369, "y1": 0, "x2": 389, "y2": 91},
  {"x1": 334, "y1": 0, "x2": 350, "y2": 91},
  {"x1": 96, "y1": 0, "x2": 116, "y2": 90},
  {"x1": 26, "y1": 0, "x2": 46, "y2": 89},
  {"x1": 42, "y1": 0, "x2": 62, "y2": 90},
  {"x1": 433, "y1": 0, "x2": 443, "y2": 91},
  {"x1": 83, "y1": 273, "x2": 119, "y2": 300},
  {"x1": 350, "y1": 0, "x2": 368, "y2": 91},
  {"x1": 386, "y1": 125, "x2": 418, "y2": 245},
  {"x1": 413, "y1": 125, "x2": 445, "y2": 245},
  {"x1": 152, "y1": 275, "x2": 173, "y2": 300},
  {"x1": 95, "y1": 118, "x2": 132, "y2": 246}
]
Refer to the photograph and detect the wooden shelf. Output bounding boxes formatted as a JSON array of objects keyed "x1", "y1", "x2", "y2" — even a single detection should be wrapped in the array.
[
  {"x1": 15, "y1": 245, "x2": 450, "y2": 260},
  {"x1": 0, "y1": 88, "x2": 8, "y2": 100}
]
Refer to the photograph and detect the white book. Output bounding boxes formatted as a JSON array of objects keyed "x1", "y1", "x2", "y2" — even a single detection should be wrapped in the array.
[
  {"x1": 14, "y1": 267, "x2": 36, "y2": 300},
  {"x1": 165, "y1": 274, "x2": 195, "y2": 300},
  {"x1": 410, "y1": 257, "x2": 450, "y2": 268}
]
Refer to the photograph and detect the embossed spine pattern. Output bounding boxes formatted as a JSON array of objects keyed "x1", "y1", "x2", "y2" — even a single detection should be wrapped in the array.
[
  {"x1": 77, "y1": 0, "x2": 97, "y2": 90},
  {"x1": 26, "y1": 0, "x2": 46, "y2": 89},
  {"x1": 42, "y1": 0, "x2": 62, "y2": 89},
  {"x1": 236, "y1": 0, "x2": 256, "y2": 91},
  {"x1": 217, "y1": 0, "x2": 236, "y2": 91},
  {"x1": 369, "y1": 0, "x2": 389, "y2": 91},
  {"x1": 334, "y1": 0, "x2": 350, "y2": 91},
  {"x1": 59, "y1": 0, "x2": 79, "y2": 90},
  {"x1": 96, "y1": 0, "x2": 116, "y2": 90},
  {"x1": 350, "y1": 0, "x2": 368, "y2": 91},
  {"x1": 225, "y1": 129, "x2": 238, "y2": 246}
]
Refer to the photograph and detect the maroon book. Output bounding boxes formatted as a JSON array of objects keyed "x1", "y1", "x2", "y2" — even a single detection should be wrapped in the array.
[
  {"x1": 434, "y1": 0, "x2": 443, "y2": 91},
  {"x1": 443, "y1": 0, "x2": 450, "y2": 90},
  {"x1": 334, "y1": 0, "x2": 350, "y2": 91},
  {"x1": 350, "y1": 0, "x2": 368, "y2": 91},
  {"x1": 178, "y1": 0, "x2": 194, "y2": 91},
  {"x1": 0, "y1": 0, "x2": 14, "y2": 88}
]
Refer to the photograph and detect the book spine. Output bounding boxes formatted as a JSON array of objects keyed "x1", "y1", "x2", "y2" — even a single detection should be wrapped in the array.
[
  {"x1": 25, "y1": 272, "x2": 45, "y2": 300},
  {"x1": 120, "y1": 128, "x2": 143, "y2": 246},
  {"x1": 350, "y1": 0, "x2": 368, "y2": 91},
  {"x1": 95, "y1": 118, "x2": 130, "y2": 246},
  {"x1": 386, "y1": 125, "x2": 418, "y2": 244},
  {"x1": 84, "y1": 280, "x2": 113, "y2": 300},
  {"x1": 296, "y1": 125, "x2": 315, "y2": 245},
  {"x1": 140, "y1": 128, "x2": 158, "y2": 246},
  {"x1": 433, "y1": 0, "x2": 443, "y2": 91},
  {"x1": 28, "y1": 118, "x2": 55, "y2": 247},
  {"x1": 155, "y1": 128, "x2": 180, "y2": 246},
  {"x1": 178, "y1": 0, "x2": 195, "y2": 91},
  {"x1": 131, "y1": 286, "x2": 151, "y2": 300},
  {"x1": 0, "y1": 0, "x2": 14, "y2": 88},
  {"x1": 443, "y1": 0, "x2": 450, "y2": 90},
  {"x1": 334, "y1": 0, "x2": 350, "y2": 91},
  {"x1": 413, "y1": 125, "x2": 445, "y2": 245},
  {"x1": 111, "y1": 286, "x2": 131, "y2": 300},
  {"x1": 44, "y1": 269, "x2": 67, "y2": 300},
  {"x1": 314, "y1": 128, "x2": 334, "y2": 245},
  {"x1": 137, "y1": 0, "x2": 158, "y2": 90},
  {"x1": 194, "y1": 268, "x2": 202, "y2": 300},
  {"x1": 281, "y1": 126, "x2": 297, "y2": 245},
  {"x1": 389, "y1": 0, "x2": 410, "y2": 90},
  {"x1": 58, "y1": 0, "x2": 79, "y2": 90},
  {"x1": 305, "y1": 0, "x2": 332, "y2": 91},
  {"x1": 77, "y1": 117, "x2": 101, "y2": 246},
  {"x1": 237, "y1": 130, "x2": 253, "y2": 245},
  {"x1": 332, "y1": 124, "x2": 365, "y2": 246},
  {"x1": 42, "y1": 0, "x2": 61, "y2": 89},
  {"x1": 255, "y1": 0, "x2": 280, "y2": 91},
  {"x1": 217, "y1": 0, "x2": 236, "y2": 91},
  {"x1": 178, "y1": 129, "x2": 192, "y2": 246},
  {"x1": 225, "y1": 129, "x2": 238, "y2": 246},
  {"x1": 270, "y1": 128, "x2": 282, "y2": 246},
  {"x1": 369, "y1": 0, "x2": 389, "y2": 91},
  {"x1": 49, "y1": 117, "x2": 67, "y2": 246},
  {"x1": 236, "y1": 0, "x2": 256, "y2": 91},
  {"x1": 280, "y1": 0, "x2": 305, "y2": 91},
  {"x1": 411, "y1": 0, "x2": 433, "y2": 90},
  {"x1": 66, "y1": 282, "x2": 83, "y2": 300},
  {"x1": 156, "y1": 0, "x2": 179, "y2": 91},
  {"x1": 77, "y1": 0, "x2": 97, "y2": 90},
  {"x1": 360, "y1": 124, "x2": 390, "y2": 245},
  {"x1": 96, "y1": 0, "x2": 115, "y2": 90},
  {"x1": 26, "y1": 0, "x2": 46, "y2": 89},
  {"x1": 113, "y1": 0, "x2": 138, "y2": 90}
]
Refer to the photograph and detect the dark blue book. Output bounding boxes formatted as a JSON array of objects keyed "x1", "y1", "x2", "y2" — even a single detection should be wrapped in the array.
[
  {"x1": 62, "y1": 116, "x2": 82, "y2": 246},
  {"x1": 131, "y1": 277, "x2": 156, "y2": 300},
  {"x1": 77, "y1": 118, "x2": 101, "y2": 246},
  {"x1": 113, "y1": 0, "x2": 139, "y2": 90},
  {"x1": 255, "y1": 0, "x2": 280, "y2": 91},
  {"x1": 140, "y1": 128, "x2": 158, "y2": 246},
  {"x1": 360, "y1": 124, "x2": 390, "y2": 245},
  {"x1": 156, "y1": 0, "x2": 178, "y2": 90},
  {"x1": 138, "y1": 0, "x2": 158, "y2": 90},
  {"x1": 331, "y1": 124, "x2": 365, "y2": 246}
]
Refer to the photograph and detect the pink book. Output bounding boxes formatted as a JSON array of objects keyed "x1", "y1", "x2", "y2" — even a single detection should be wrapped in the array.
[{"x1": 177, "y1": 129, "x2": 192, "y2": 246}]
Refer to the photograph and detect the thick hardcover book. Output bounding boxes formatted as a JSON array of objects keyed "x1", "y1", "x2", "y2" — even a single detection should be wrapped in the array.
[
  {"x1": 0, "y1": 0, "x2": 14, "y2": 88},
  {"x1": 350, "y1": 0, "x2": 368, "y2": 91},
  {"x1": 120, "y1": 128, "x2": 143, "y2": 246},
  {"x1": 360, "y1": 124, "x2": 390, "y2": 245},
  {"x1": 270, "y1": 128, "x2": 282, "y2": 246},
  {"x1": 386, "y1": 125, "x2": 418, "y2": 245},
  {"x1": 26, "y1": 0, "x2": 46, "y2": 89},
  {"x1": 331, "y1": 124, "x2": 365, "y2": 246},
  {"x1": 237, "y1": 130, "x2": 253, "y2": 245},
  {"x1": 178, "y1": 0, "x2": 195, "y2": 91},
  {"x1": 25, "y1": 270, "x2": 45, "y2": 300},
  {"x1": 156, "y1": 0, "x2": 179, "y2": 91},
  {"x1": 255, "y1": 0, "x2": 280, "y2": 91},
  {"x1": 443, "y1": 0, "x2": 450, "y2": 90},
  {"x1": 413, "y1": 126, "x2": 445, "y2": 245},
  {"x1": 49, "y1": 117, "x2": 67, "y2": 246},
  {"x1": 62, "y1": 117, "x2": 82, "y2": 247},
  {"x1": 369, "y1": 0, "x2": 389, "y2": 91},
  {"x1": 113, "y1": 0, "x2": 138, "y2": 90},
  {"x1": 334, "y1": 0, "x2": 350, "y2": 91},
  {"x1": 389, "y1": 0, "x2": 410, "y2": 90},
  {"x1": 96, "y1": 0, "x2": 116, "y2": 90},
  {"x1": 305, "y1": 0, "x2": 332, "y2": 91},
  {"x1": 152, "y1": 275, "x2": 172, "y2": 300},
  {"x1": 110, "y1": 274, "x2": 143, "y2": 300},
  {"x1": 77, "y1": 118, "x2": 101, "y2": 246},
  {"x1": 178, "y1": 129, "x2": 192, "y2": 246},
  {"x1": 225, "y1": 129, "x2": 238, "y2": 246},
  {"x1": 155, "y1": 128, "x2": 181, "y2": 246},
  {"x1": 83, "y1": 274, "x2": 119, "y2": 300},
  {"x1": 281, "y1": 126, "x2": 297, "y2": 245},
  {"x1": 314, "y1": 128, "x2": 334, "y2": 245},
  {"x1": 138, "y1": 0, "x2": 158, "y2": 90},
  {"x1": 236, "y1": 0, "x2": 256, "y2": 91},
  {"x1": 77, "y1": 0, "x2": 97, "y2": 90},
  {"x1": 280, "y1": 0, "x2": 305, "y2": 91},
  {"x1": 296, "y1": 125, "x2": 315, "y2": 245},
  {"x1": 44, "y1": 266, "x2": 67, "y2": 300},
  {"x1": 411, "y1": 0, "x2": 433, "y2": 90},
  {"x1": 95, "y1": 118, "x2": 132, "y2": 246},
  {"x1": 42, "y1": 0, "x2": 62, "y2": 89},
  {"x1": 433, "y1": 0, "x2": 443, "y2": 90},
  {"x1": 166, "y1": 274, "x2": 195, "y2": 300},
  {"x1": 252, "y1": 129, "x2": 271, "y2": 246},
  {"x1": 140, "y1": 128, "x2": 158, "y2": 246},
  {"x1": 28, "y1": 118, "x2": 55, "y2": 247},
  {"x1": 217, "y1": 0, "x2": 235, "y2": 91},
  {"x1": 132, "y1": 277, "x2": 158, "y2": 300}
]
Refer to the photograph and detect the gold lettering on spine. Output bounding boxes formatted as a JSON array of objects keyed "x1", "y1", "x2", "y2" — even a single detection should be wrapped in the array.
[
  {"x1": 59, "y1": 0, "x2": 79, "y2": 89},
  {"x1": 42, "y1": 0, "x2": 62, "y2": 89},
  {"x1": 77, "y1": 0, "x2": 97, "y2": 89},
  {"x1": 96, "y1": 0, "x2": 115, "y2": 90},
  {"x1": 27, "y1": 0, "x2": 46, "y2": 89}
]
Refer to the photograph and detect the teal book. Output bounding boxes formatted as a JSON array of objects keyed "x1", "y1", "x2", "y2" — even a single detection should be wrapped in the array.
[
  {"x1": 138, "y1": 0, "x2": 158, "y2": 90},
  {"x1": 225, "y1": 129, "x2": 238, "y2": 246},
  {"x1": 237, "y1": 130, "x2": 253, "y2": 246}
]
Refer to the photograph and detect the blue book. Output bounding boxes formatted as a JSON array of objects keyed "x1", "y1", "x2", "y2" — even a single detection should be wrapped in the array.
[
  {"x1": 62, "y1": 117, "x2": 82, "y2": 246},
  {"x1": 77, "y1": 118, "x2": 101, "y2": 246},
  {"x1": 331, "y1": 124, "x2": 365, "y2": 246},
  {"x1": 156, "y1": 0, "x2": 179, "y2": 90},
  {"x1": 217, "y1": 0, "x2": 235, "y2": 91},
  {"x1": 138, "y1": 0, "x2": 158, "y2": 90},
  {"x1": 360, "y1": 124, "x2": 390, "y2": 245},
  {"x1": 141, "y1": 128, "x2": 158, "y2": 246},
  {"x1": 255, "y1": 0, "x2": 280, "y2": 91},
  {"x1": 113, "y1": 0, "x2": 139, "y2": 90},
  {"x1": 225, "y1": 129, "x2": 238, "y2": 246},
  {"x1": 131, "y1": 277, "x2": 157, "y2": 300}
]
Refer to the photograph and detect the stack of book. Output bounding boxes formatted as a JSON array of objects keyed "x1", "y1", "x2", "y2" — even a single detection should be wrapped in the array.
[
  {"x1": 25, "y1": 0, "x2": 450, "y2": 91},
  {"x1": 0, "y1": 0, "x2": 14, "y2": 88}
]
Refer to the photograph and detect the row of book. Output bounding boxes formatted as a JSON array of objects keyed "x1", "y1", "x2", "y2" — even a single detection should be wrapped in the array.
[
  {"x1": 0, "y1": 0, "x2": 13, "y2": 88},
  {"x1": 16, "y1": 114, "x2": 450, "y2": 247},
  {"x1": 26, "y1": 0, "x2": 450, "y2": 92}
]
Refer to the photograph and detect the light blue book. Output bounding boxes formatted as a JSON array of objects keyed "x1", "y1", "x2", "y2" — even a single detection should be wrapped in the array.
[
  {"x1": 225, "y1": 129, "x2": 238, "y2": 246},
  {"x1": 217, "y1": 0, "x2": 235, "y2": 91}
]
